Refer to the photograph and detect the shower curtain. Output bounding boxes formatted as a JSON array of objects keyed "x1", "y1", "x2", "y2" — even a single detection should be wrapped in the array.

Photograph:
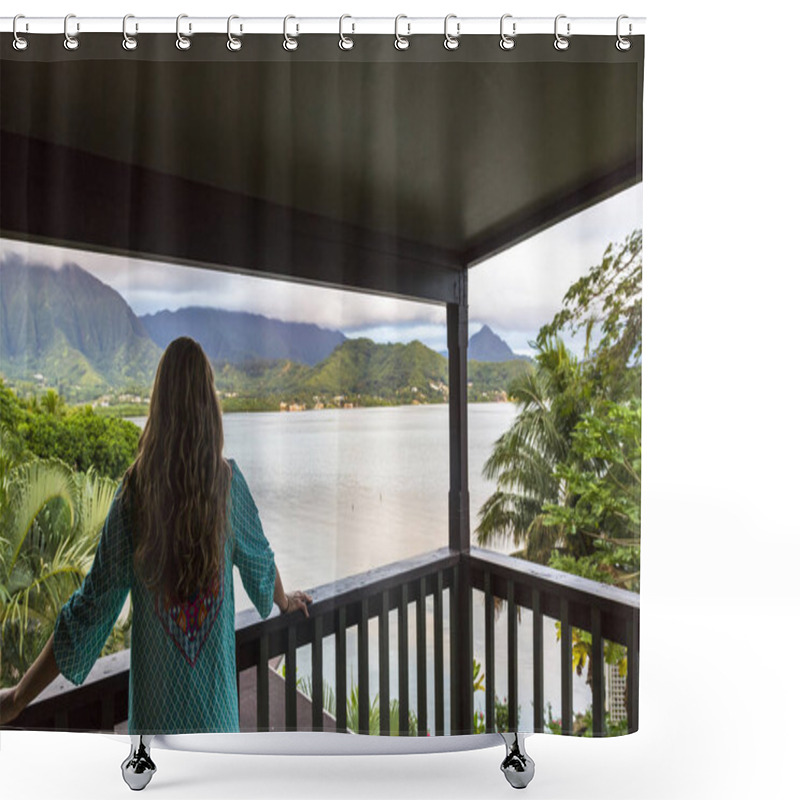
[{"x1": 0, "y1": 16, "x2": 643, "y2": 747}]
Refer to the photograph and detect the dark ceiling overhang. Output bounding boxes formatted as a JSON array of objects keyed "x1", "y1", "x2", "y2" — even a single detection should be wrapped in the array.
[{"x1": 1, "y1": 33, "x2": 643, "y2": 304}]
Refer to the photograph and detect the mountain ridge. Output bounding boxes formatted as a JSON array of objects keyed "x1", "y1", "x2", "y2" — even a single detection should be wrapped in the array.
[
  {"x1": 140, "y1": 306, "x2": 346, "y2": 366},
  {"x1": 0, "y1": 258, "x2": 529, "y2": 407},
  {"x1": 0, "y1": 254, "x2": 162, "y2": 395}
]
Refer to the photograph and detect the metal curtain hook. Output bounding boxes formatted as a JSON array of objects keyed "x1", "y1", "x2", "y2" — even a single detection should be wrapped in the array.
[
  {"x1": 394, "y1": 14, "x2": 410, "y2": 50},
  {"x1": 616, "y1": 15, "x2": 632, "y2": 51},
  {"x1": 499, "y1": 14, "x2": 516, "y2": 50},
  {"x1": 176, "y1": 14, "x2": 191, "y2": 50},
  {"x1": 227, "y1": 15, "x2": 242, "y2": 51},
  {"x1": 64, "y1": 13, "x2": 79, "y2": 51},
  {"x1": 444, "y1": 13, "x2": 460, "y2": 51},
  {"x1": 339, "y1": 14, "x2": 355, "y2": 50},
  {"x1": 12, "y1": 14, "x2": 28, "y2": 51},
  {"x1": 283, "y1": 15, "x2": 299, "y2": 51},
  {"x1": 122, "y1": 14, "x2": 138, "y2": 51},
  {"x1": 554, "y1": 14, "x2": 570, "y2": 51}
]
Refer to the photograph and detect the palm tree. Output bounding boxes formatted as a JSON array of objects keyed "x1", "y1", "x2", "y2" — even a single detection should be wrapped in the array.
[
  {"x1": 475, "y1": 337, "x2": 590, "y2": 563},
  {"x1": 40, "y1": 389, "x2": 67, "y2": 417},
  {"x1": 0, "y1": 448, "x2": 122, "y2": 686}
]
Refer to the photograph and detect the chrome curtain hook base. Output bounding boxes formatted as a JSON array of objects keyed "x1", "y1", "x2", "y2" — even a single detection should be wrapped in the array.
[
  {"x1": 499, "y1": 732, "x2": 535, "y2": 790},
  {"x1": 121, "y1": 735, "x2": 157, "y2": 791}
]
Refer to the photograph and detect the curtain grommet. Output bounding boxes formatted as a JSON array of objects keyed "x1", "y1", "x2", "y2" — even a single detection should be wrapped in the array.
[
  {"x1": 553, "y1": 14, "x2": 570, "y2": 51},
  {"x1": 176, "y1": 14, "x2": 192, "y2": 50},
  {"x1": 443, "y1": 14, "x2": 460, "y2": 51},
  {"x1": 12, "y1": 15, "x2": 28, "y2": 51},
  {"x1": 616, "y1": 15, "x2": 632, "y2": 51},
  {"x1": 227, "y1": 15, "x2": 242, "y2": 51},
  {"x1": 63, "y1": 13, "x2": 79, "y2": 51},
  {"x1": 499, "y1": 14, "x2": 516, "y2": 51},
  {"x1": 339, "y1": 14, "x2": 355, "y2": 50},
  {"x1": 283, "y1": 15, "x2": 299, "y2": 51},
  {"x1": 122, "y1": 14, "x2": 138, "y2": 51},
  {"x1": 394, "y1": 15, "x2": 410, "y2": 50}
]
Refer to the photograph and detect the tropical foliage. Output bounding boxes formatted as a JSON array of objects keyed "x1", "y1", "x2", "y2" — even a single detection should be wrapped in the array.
[
  {"x1": 0, "y1": 454, "x2": 127, "y2": 686},
  {"x1": 475, "y1": 230, "x2": 642, "y2": 725},
  {"x1": 0, "y1": 384, "x2": 134, "y2": 688},
  {"x1": 476, "y1": 229, "x2": 642, "y2": 590},
  {"x1": 0, "y1": 381, "x2": 140, "y2": 480}
]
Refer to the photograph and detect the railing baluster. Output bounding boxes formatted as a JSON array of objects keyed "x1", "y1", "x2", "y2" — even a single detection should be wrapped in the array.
[
  {"x1": 379, "y1": 589, "x2": 390, "y2": 735},
  {"x1": 398, "y1": 582, "x2": 409, "y2": 736},
  {"x1": 336, "y1": 606, "x2": 347, "y2": 732},
  {"x1": 507, "y1": 578, "x2": 517, "y2": 731},
  {"x1": 531, "y1": 588, "x2": 544, "y2": 732},
  {"x1": 312, "y1": 615, "x2": 323, "y2": 732},
  {"x1": 449, "y1": 563, "x2": 458, "y2": 735},
  {"x1": 285, "y1": 624, "x2": 297, "y2": 732},
  {"x1": 560, "y1": 597, "x2": 572, "y2": 735},
  {"x1": 456, "y1": 558, "x2": 473, "y2": 735},
  {"x1": 358, "y1": 597, "x2": 370, "y2": 734},
  {"x1": 484, "y1": 570, "x2": 495, "y2": 733},
  {"x1": 257, "y1": 632, "x2": 270, "y2": 731},
  {"x1": 434, "y1": 569, "x2": 444, "y2": 735},
  {"x1": 627, "y1": 608, "x2": 640, "y2": 733},
  {"x1": 416, "y1": 575, "x2": 428, "y2": 736},
  {"x1": 591, "y1": 606, "x2": 605, "y2": 737}
]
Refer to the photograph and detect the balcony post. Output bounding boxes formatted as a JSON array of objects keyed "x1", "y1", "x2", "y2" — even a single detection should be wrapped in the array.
[
  {"x1": 448, "y1": 268, "x2": 473, "y2": 734},
  {"x1": 447, "y1": 269, "x2": 470, "y2": 554}
]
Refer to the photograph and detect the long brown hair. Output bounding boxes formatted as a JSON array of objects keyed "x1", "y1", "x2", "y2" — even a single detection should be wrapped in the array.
[{"x1": 122, "y1": 337, "x2": 232, "y2": 601}]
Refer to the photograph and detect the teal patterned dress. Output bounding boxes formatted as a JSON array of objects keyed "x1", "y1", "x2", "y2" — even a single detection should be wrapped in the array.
[{"x1": 53, "y1": 458, "x2": 276, "y2": 734}]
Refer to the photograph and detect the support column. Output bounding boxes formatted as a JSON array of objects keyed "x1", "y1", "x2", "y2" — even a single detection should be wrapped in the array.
[{"x1": 447, "y1": 269, "x2": 473, "y2": 734}]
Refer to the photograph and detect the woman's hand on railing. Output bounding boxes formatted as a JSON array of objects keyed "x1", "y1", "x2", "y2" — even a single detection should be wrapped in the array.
[{"x1": 281, "y1": 590, "x2": 313, "y2": 618}]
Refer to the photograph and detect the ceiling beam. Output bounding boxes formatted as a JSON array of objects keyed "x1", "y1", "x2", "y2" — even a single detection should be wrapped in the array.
[{"x1": 1, "y1": 131, "x2": 463, "y2": 304}]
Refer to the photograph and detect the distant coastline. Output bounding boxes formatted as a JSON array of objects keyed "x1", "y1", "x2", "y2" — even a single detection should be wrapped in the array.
[{"x1": 96, "y1": 395, "x2": 513, "y2": 419}]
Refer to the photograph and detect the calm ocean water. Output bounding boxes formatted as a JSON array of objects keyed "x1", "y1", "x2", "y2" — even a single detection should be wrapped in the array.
[{"x1": 130, "y1": 403, "x2": 590, "y2": 730}]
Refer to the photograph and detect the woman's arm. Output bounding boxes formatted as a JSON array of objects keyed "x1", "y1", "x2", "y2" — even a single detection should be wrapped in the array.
[
  {"x1": 274, "y1": 564, "x2": 312, "y2": 617},
  {"x1": 0, "y1": 633, "x2": 59, "y2": 725}
]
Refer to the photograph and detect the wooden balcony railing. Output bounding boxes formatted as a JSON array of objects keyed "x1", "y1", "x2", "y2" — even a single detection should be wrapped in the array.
[
  {"x1": 469, "y1": 547, "x2": 640, "y2": 737},
  {"x1": 12, "y1": 546, "x2": 639, "y2": 738}
]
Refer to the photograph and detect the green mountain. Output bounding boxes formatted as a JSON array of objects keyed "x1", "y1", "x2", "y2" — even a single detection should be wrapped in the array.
[
  {"x1": 0, "y1": 254, "x2": 162, "y2": 399},
  {"x1": 213, "y1": 338, "x2": 529, "y2": 410},
  {"x1": 304, "y1": 338, "x2": 447, "y2": 396}
]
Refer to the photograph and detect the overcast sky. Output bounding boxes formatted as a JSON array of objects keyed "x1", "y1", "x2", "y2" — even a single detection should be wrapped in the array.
[{"x1": 1, "y1": 184, "x2": 641, "y2": 356}]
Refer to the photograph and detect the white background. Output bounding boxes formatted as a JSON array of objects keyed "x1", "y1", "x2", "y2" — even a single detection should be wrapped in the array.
[{"x1": 1, "y1": 1, "x2": 797, "y2": 798}]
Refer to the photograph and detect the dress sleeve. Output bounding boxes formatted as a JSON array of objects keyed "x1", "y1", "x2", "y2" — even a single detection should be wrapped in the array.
[
  {"x1": 230, "y1": 459, "x2": 276, "y2": 619},
  {"x1": 53, "y1": 484, "x2": 132, "y2": 686}
]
